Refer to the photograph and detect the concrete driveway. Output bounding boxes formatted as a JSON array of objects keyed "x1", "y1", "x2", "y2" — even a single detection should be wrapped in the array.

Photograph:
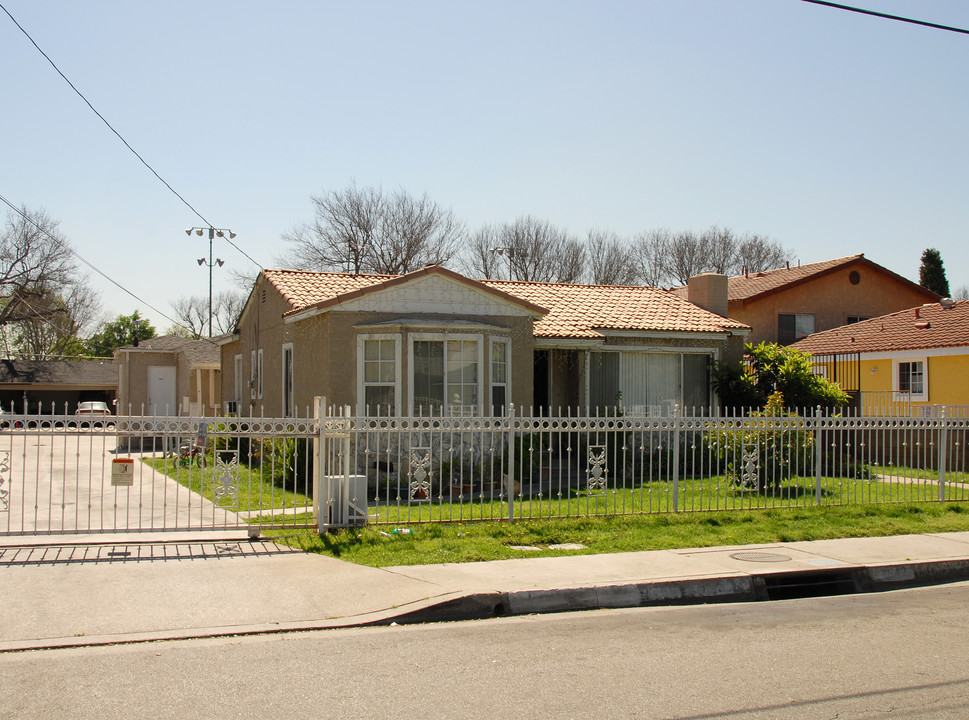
[{"x1": 0, "y1": 427, "x2": 243, "y2": 534}]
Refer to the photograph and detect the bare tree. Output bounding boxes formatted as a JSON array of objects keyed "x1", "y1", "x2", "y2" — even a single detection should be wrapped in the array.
[
  {"x1": 0, "y1": 206, "x2": 101, "y2": 357},
  {"x1": 462, "y1": 216, "x2": 583, "y2": 282},
  {"x1": 734, "y1": 233, "x2": 791, "y2": 274},
  {"x1": 633, "y1": 228, "x2": 672, "y2": 287},
  {"x1": 460, "y1": 224, "x2": 505, "y2": 279},
  {"x1": 587, "y1": 229, "x2": 638, "y2": 285},
  {"x1": 278, "y1": 182, "x2": 464, "y2": 275},
  {"x1": 635, "y1": 225, "x2": 792, "y2": 286},
  {"x1": 171, "y1": 290, "x2": 246, "y2": 339}
]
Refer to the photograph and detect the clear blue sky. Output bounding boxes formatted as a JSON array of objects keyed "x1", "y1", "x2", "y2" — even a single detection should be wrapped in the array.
[{"x1": 3, "y1": 0, "x2": 968, "y2": 332}]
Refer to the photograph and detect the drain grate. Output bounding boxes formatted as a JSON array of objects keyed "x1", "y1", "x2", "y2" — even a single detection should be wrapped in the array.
[
  {"x1": 730, "y1": 551, "x2": 791, "y2": 563},
  {"x1": 761, "y1": 570, "x2": 859, "y2": 601}
]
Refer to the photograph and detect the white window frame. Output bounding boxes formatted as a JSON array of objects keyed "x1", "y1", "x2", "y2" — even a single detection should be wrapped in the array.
[
  {"x1": 233, "y1": 354, "x2": 243, "y2": 412},
  {"x1": 282, "y1": 343, "x2": 294, "y2": 417},
  {"x1": 893, "y1": 357, "x2": 928, "y2": 402},
  {"x1": 257, "y1": 348, "x2": 264, "y2": 400},
  {"x1": 408, "y1": 333, "x2": 484, "y2": 416},
  {"x1": 357, "y1": 334, "x2": 401, "y2": 416},
  {"x1": 250, "y1": 350, "x2": 257, "y2": 400},
  {"x1": 489, "y1": 336, "x2": 511, "y2": 415}
]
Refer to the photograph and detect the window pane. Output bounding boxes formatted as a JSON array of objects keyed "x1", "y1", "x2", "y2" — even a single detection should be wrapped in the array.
[
  {"x1": 899, "y1": 362, "x2": 911, "y2": 392},
  {"x1": 683, "y1": 354, "x2": 710, "y2": 412},
  {"x1": 413, "y1": 341, "x2": 444, "y2": 413},
  {"x1": 795, "y1": 314, "x2": 815, "y2": 338},
  {"x1": 492, "y1": 342, "x2": 507, "y2": 384},
  {"x1": 491, "y1": 385, "x2": 506, "y2": 414},
  {"x1": 590, "y1": 352, "x2": 620, "y2": 409},
  {"x1": 620, "y1": 353, "x2": 649, "y2": 411},
  {"x1": 910, "y1": 362, "x2": 924, "y2": 395},
  {"x1": 646, "y1": 353, "x2": 680, "y2": 413},
  {"x1": 365, "y1": 385, "x2": 395, "y2": 415}
]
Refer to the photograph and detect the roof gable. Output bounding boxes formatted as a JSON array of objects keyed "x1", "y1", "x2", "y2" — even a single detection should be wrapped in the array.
[
  {"x1": 277, "y1": 265, "x2": 546, "y2": 319},
  {"x1": 723, "y1": 255, "x2": 937, "y2": 304},
  {"x1": 792, "y1": 300, "x2": 969, "y2": 355}
]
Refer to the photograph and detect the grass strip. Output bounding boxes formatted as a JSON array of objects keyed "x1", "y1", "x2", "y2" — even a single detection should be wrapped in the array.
[{"x1": 266, "y1": 501, "x2": 969, "y2": 567}]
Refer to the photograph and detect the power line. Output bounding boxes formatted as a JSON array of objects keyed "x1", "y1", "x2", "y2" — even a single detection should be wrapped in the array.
[
  {"x1": 0, "y1": 2, "x2": 263, "y2": 269},
  {"x1": 0, "y1": 193, "x2": 188, "y2": 331},
  {"x1": 800, "y1": 1, "x2": 969, "y2": 35}
]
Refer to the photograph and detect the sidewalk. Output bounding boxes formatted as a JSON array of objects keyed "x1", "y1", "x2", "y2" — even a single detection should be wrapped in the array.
[{"x1": 4, "y1": 531, "x2": 969, "y2": 652}]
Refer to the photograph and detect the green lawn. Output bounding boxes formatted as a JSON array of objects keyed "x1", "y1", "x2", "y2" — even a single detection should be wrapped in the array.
[
  {"x1": 144, "y1": 455, "x2": 969, "y2": 568},
  {"x1": 144, "y1": 456, "x2": 311, "y2": 513},
  {"x1": 265, "y1": 501, "x2": 969, "y2": 568}
]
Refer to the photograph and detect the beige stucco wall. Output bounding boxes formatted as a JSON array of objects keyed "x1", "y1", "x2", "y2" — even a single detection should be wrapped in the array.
[
  {"x1": 321, "y1": 310, "x2": 535, "y2": 413},
  {"x1": 225, "y1": 277, "x2": 300, "y2": 417},
  {"x1": 117, "y1": 350, "x2": 177, "y2": 414},
  {"x1": 118, "y1": 349, "x2": 220, "y2": 416},
  {"x1": 223, "y1": 275, "x2": 537, "y2": 417},
  {"x1": 731, "y1": 264, "x2": 935, "y2": 346}
]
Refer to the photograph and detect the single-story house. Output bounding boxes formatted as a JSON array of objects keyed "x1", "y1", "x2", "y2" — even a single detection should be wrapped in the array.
[
  {"x1": 0, "y1": 359, "x2": 117, "y2": 414},
  {"x1": 674, "y1": 254, "x2": 939, "y2": 346},
  {"x1": 218, "y1": 265, "x2": 750, "y2": 418},
  {"x1": 792, "y1": 299, "x2": 969, "y2": 414},
  {"x1": 114, "y1": 335, "x2": 222, "y2": 416}
]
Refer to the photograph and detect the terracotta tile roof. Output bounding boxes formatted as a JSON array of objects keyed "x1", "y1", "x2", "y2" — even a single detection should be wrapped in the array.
[
  {"x1": 263, "y1": 269, "x2": 398, "y2": 312},
  {"x1": 262, "y1": 266, "x2": 749, "y2": 339},
  {"x1": 670, "y1": 254, "x2": 936, "y2": 304},
  {"x1": 481, "y1": 280, "x2": 748, "y2": 338},
  {"x1": 792, "y1": 300, "x2": 969, "y2": 355}
]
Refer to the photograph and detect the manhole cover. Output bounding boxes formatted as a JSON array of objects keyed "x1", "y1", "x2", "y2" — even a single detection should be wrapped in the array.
[{"x1": 729, "y1": 551, "x2": 792, "y2": 563}]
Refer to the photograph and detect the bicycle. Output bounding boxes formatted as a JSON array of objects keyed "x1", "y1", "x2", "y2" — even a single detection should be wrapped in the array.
[{"x1": 177, "y1": 436, "x2": 208, "y2": 467}]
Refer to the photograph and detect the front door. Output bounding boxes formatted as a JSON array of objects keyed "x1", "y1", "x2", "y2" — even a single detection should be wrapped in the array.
[{"x1": 147, "y1": 365, "x2": 177, "y2": 415}]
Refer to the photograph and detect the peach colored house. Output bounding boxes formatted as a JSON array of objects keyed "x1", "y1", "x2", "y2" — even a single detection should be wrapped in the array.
[
  {"x1": 219, "y1": 265, "x2": 750, "y2": 418},
  {"x1": 792, "y1": 299, "x2": 969, "y2": 413},
  {"x1": 677, "y1": 255, "x2": 938, "y2": 346}
]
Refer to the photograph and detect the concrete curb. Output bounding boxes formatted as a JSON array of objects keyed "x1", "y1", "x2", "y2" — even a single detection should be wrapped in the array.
[
  {"x1": 385, "y1": 558, "x2": 969, "y2": 626},
  {"x1": 6, "y1": 550, "x2": 969, "y2": 653}
]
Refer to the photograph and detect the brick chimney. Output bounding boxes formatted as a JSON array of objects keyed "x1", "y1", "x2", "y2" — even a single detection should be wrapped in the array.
[{"x1": 687, "y1": 272, "x2": 728, "y2": 317}]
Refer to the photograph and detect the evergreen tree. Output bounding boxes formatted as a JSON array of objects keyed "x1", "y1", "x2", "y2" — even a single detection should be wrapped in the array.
[{"x1": 919, "y1": 248, "x2": 950, "y2": 297}]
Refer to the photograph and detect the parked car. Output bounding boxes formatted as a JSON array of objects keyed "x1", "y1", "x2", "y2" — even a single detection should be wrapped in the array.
[{"x1": 74, "y1": 401, "x2": 113, "y2": 428}]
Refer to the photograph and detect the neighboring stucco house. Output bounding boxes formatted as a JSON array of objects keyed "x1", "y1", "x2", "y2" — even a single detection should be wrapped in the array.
[
  {"x1": 675, "y1": 255, "x2": 938, "y2": 346},
  {"x1": 218, "y1": 265, "x2": 750, "y2": 418},
  {"x1": 0, "y1": 359, "x2": 117, "y2": 414},
  {"x1": 115, "y1": 335, "x2": 221, "y2": 415},
  {"x1": 792, "y1": 299, "x2": 969, "y2": 413}
]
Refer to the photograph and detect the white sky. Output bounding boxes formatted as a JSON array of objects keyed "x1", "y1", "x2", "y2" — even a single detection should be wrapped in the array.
[{"x1": 3, "y1": 0, "x2": 968, "y2": 332}]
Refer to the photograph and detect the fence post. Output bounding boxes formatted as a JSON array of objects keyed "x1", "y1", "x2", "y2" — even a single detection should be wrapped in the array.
[
  {"x1": 507, "y1": 403, "x2": 516, "y2": 522},
  {"x1": 939, "y1": 406, "x2": 948, "y2": 501},
  {"x1": 814, "y1": 405, "x2": 823, "y2": 505},
  {"x1": 315, "y1": 396, "x2": 326, "y2": 535},
  {"x1": 671, "y1": 405, "x2": 680, "y2": 512}
]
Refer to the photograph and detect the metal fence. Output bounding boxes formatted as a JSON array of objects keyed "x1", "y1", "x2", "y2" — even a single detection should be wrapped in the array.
[
  {"x1": 3, "y1": 404, "x2": 969, "y2": 537},
  {"x1": 320, "y1": 404, "x2": 969, "y2": 528},
  {"x1": 0, "y1": 412, "x2": 316, "y2": 536}
]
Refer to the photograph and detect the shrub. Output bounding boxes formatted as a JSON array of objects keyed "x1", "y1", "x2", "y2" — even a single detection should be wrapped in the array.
[{"x1": 708, "y1": 392, "x2": 815, "y2": 493}]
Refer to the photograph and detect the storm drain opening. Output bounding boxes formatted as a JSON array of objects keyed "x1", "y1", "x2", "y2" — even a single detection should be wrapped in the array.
[{"x1": 760, "y1": 570, "x2": 860, "y2": 601}]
